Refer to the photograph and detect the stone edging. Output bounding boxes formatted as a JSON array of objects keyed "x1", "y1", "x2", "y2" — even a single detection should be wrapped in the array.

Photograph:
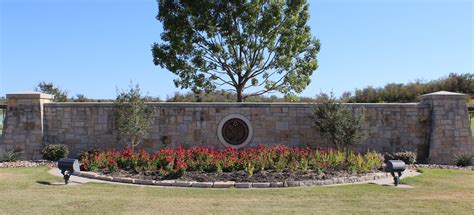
[{"x1": 73, "y1": 171, "x2": 391, "y2": 188}]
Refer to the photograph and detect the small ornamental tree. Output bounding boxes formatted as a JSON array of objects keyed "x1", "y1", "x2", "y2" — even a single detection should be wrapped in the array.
[
  {"x1": 114, "y1": 84, "x2": 155, "y2": 150},
  {"x1": 310, "y1": 93, "x2": 368, "y2": 151}
]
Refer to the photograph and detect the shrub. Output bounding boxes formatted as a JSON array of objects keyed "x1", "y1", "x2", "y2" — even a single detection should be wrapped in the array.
[
  {"x1": 0, "y1": 148, "x2": 21, "y2": 162},
  {"x1": 384, "y1": 151, "x2": 417, "y2": 164},
  {"x1": 310, "y1": 93, "x2": 368, "y2": 151},
  {"x1": 455, "y1": 154, "x2": 473, "y2": 167},
  {"x1": 0, "y1": 147, "x2": 23, "y2": 162},
  {"x1": 42, "y1": 144, "x2": 69, "y2": 161},
  {"x1": 114, "y1": 83, "x2": 154, "y2": 150},
  {"x1": 0, "y1": 151, "x2": 16, "y2": 162}
]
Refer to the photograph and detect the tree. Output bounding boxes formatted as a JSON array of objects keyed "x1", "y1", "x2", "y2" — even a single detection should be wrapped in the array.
[
  {"x1": 346, "y1": 73, "x2": 473, "y2": 103},
  {"x1": 73, "y1": 94, "x2": 94, "y2": 102},
  {"x1": 35, "y1": 82, "x2": 69, "y2": 102},
  {"x1": 152, "y1": 0, "x2": 320, "y2": 102},
  {"x1": 310, "y1": 93, "x2": 368, "y2": 151},
  {"x1": 114, "y1": 84, "x2": 155, "y2": 150}
]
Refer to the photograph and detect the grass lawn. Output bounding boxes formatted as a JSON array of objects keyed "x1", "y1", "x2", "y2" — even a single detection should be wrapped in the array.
[
  {"x1": 0, "y1": 168, "x2": 473, "y2": 214},
  {"x1": 470, "y1": 115, "x2": 474, "y2": 135}
]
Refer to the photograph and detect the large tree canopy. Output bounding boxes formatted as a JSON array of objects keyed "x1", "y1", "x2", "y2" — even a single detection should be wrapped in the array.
[{"x1": 152, "y1": 0, "x2": 320, "y2": 102}]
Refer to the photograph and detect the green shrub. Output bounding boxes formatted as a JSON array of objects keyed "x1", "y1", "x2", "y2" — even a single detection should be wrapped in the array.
[
  {"x1": 455, "y1": 154, "x2": 473, "y2": 167},
  {"x1": 385, "y1": 151, "x2": 417, "y2": 164},
  {"x1": 0, "y1": 147, "x2": 23, "y2": 162},
  {"x1": 114, "y1": 84, "x2": 154, "y2": 150},
  {"x1": 310, "y1": 93, "x2": 368, "y2": 151},
  {"x1": 42, "y1": 144, "x2": 69, "y2": 161}
]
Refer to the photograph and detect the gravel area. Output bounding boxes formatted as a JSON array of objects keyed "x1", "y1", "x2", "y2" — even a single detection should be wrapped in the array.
[
  {"x1": 409, "y1": 164, "x2": 473, "y2": 171},
  {"x1": 0, "y1": 160, "x2": 57, "y2": 168}
]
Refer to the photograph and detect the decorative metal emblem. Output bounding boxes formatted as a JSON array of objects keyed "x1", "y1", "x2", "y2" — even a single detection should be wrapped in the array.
[
  {"x1": 217, "y1": 114, "x2": 253, "y2": 148},
  {"x1": 222, "y1": 118, "x2": 250, "y2": 145}
]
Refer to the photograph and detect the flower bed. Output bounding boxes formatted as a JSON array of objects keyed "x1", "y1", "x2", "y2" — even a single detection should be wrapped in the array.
[{"x1": 80, "y1": 145, "x2": 383, "y2": 182}]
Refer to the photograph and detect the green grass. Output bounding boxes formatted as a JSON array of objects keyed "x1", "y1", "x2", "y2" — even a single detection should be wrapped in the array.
[
  {"x1": 469, "y1": 99, "x2": 474, "y2": 135},
  {"x1": 470, "y1": 115, "x2": 473, "y2": 135},
  {"x1": 0, "y1": 109, "x2": 4, "y2": 135},
  {"x1": 0, "y1": 168, "x2": 473, "y2": 214}
]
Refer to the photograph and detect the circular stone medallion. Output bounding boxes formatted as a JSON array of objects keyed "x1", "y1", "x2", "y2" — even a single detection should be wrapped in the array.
[
  {"x1": 222, "y1": 118, "x2": 249, "y2": 145},
  {"x1": 217, "y1": 114, "x2": 253, "y2": 148}
]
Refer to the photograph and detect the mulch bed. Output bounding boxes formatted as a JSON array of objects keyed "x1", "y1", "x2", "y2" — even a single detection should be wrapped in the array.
[
  {"x1": 92, "y1": 164, "x2": 473, "y2": 183},
  {"x1": 98, "y1": 169, "x2": 378, "y2": 183}
]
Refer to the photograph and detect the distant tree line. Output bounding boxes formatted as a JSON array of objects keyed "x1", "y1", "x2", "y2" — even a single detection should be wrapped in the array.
[
  {"x1": 167, "y1": 73, "x2": 473, "y2": 103},
  {"x1": 31, "y1": 73, "x2": 472, "y2": 103},
  {"x1": 35, "y1": 82, "x2": 96, "y2": 102},
  {"x1": 34, "y1": 82, "x2": 159, "y2": 102},
  {"x1": 344, "y1": 73, "x2": 473, "y2": 103}
]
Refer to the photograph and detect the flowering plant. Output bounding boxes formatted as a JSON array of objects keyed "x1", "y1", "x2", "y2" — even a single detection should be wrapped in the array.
[{"x1": 80, "y1": 145, "x2": 382, "y2": 178}]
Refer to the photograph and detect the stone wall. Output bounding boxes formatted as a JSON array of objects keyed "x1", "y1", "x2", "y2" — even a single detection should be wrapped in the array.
[
  {"x1": 0, "y1": 92, "x2": 53, "y2": 160},
  {"x1": 1, "y1": 91, "x2": 472, "y2": 164},
  {"x1": 41, "y1": 102, "x2": 431, "y2": 159},
  {"x1": 420, "y1": 92, "x2": 473, "y2": 164}
]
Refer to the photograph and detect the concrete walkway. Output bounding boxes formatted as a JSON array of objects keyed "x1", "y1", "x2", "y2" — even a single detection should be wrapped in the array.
[
  {"x1": 328, "y1": 169, "x2": 419, "y2": 188},
  {"x1": 48, "y1": 168, "x2": 151, "y2": 187},
  {"x1": 48, "y1": 168, "x2": 420, "y2": 188}
]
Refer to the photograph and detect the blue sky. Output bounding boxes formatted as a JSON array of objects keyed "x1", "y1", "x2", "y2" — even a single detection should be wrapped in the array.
[{"x1": 1, "y1": 0, "x2": 472, "y2": 99}]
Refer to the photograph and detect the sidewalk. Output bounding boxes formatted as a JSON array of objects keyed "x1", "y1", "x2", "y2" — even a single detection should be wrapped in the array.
[{"x1": 327, "y1": 169, "x2": 419, "y2": 188}]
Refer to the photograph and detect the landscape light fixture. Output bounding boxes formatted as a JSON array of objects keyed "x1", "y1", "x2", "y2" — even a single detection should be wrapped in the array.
[
  {"x1": 385, "y1": 160, "x2": 406, "y2": 186},
  {"x1": 57, "y1": 158, "x2": 80, "y2": 184}
]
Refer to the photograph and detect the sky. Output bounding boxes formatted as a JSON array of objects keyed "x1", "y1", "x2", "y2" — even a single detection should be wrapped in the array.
[{"x1": 0, "y1": 0, "x2": 472, "y2": 100}]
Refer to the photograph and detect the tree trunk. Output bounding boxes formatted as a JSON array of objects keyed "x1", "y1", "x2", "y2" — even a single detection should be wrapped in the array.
[
  {"x1": 236, "y1": 86, "x2": 243, "y2": 102},
  {"x1": 332, "y1": 139, "x2": 339, "y2": 151}
]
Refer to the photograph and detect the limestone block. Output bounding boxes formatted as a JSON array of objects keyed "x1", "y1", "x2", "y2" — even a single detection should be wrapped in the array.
[
  {"x1": 275, "y1": 122, "x2": 289, "y2": 131},
  {"x1": 235, "y1": 182, "x2": 252, "y2": 188},
  {"x1": 192, "y1": 182, "x2": 213, "y2": 188},
  {"x1": 173, "y1": 181, "x2": 193, "y2": 187},
  {"x1": 252, "y1": 182, "x2": 270, "y2": 188},
  {"x1": 213, "y1": 181, "x2": 235, "y2": 188}
]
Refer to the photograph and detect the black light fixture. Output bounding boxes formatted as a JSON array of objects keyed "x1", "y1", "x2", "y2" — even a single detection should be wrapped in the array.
[
  {"x1": 385, "y1": 160, "x2": 406, "y2": 186},
  {"x1": 57, "y1": 159, "x2": 80, "y2": 184}
]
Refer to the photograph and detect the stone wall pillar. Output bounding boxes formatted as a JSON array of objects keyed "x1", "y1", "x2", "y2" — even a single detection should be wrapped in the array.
[
  {"x1": 420, "y1": 91, "x2": 473, "y2": 164},
  {"x1": 1, "y1": 92, "x2": 54, "y2": 160}
]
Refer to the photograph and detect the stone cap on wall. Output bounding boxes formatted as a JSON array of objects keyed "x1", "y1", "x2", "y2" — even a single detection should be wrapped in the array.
[
  {"x1": 44, "y1": 102, "x2": 425, "y2": 108},
  {"x1": 6, "y1": 91, "x2": 55, "y2": 100},
  {"x1": 420, "y1": 91, "x2": 469, "y2": 100}
]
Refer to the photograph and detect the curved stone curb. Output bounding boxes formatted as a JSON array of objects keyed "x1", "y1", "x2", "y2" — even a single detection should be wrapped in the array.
[{"x1": 74, "y1": 171, "x2": 392, "y2": 189}]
